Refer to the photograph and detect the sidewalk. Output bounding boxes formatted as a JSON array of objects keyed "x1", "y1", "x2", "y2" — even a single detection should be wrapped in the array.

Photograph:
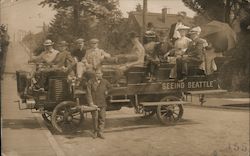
[
  {"x1": 1, "y1": 42, "x2": 59, "y2": 156},
  {"x1": 186, "y1": 94, "x2": 250, "y2": 110}
]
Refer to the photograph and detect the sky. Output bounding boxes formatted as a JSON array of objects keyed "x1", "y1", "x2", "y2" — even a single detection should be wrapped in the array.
[
  {"x1": 0, "y1": 0, "x2": 195, "y2": 34},
  {"x1": 119, "y1": 0, "x2": 195, "y2": 17}
]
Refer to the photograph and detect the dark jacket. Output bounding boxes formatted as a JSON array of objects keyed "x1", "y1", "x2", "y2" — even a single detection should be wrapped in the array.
[
  {"x1": 71, "y1": 48, "x2": 86, "y2": 62},
  {"x1": 53, "y1": 51, "x2": 75, "y2": 68},
  {"x1": 169, "y1": 23, "x2": 177, "y2": 40},
  {"x1": 86, "y1": 78, "x2": 112, "y2": 107},
  {"x1": 186, "y1": 37, "x2": 206, "y2": 63}
]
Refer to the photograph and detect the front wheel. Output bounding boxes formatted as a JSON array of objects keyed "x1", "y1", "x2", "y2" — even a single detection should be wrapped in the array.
[
  {"x1": 51, "y1": 101, "x2": 83, "y2": 133},
  {"x1": 156, "y1": 96, "x2": 184, "y2": 125},
  {"x1": 42, "y1": 111, "x2": 52, "y2": 125}
]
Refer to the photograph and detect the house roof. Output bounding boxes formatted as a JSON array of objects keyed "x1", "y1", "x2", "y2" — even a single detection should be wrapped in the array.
[{"x1": 128, "y1": 11, "x2": 193, "y2": 30}]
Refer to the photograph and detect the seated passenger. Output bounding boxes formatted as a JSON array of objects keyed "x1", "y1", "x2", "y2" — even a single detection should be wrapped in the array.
[
  {"x1": 29, "y1": 39, "x2": 59, "y2": 66},
  {"x1": 104, "y1": 31, "x2": 145, "y2": 85},
  {"x1": 176, "y1": 26, "x2": 207, "y2": 79},
  {"x1": 84, "y1": 38, "x2": 111, "y2": 70},
  {"x1": 204, "y1": 43, "x2": 223, "y2": 75},
  {"x1": 81, "y1": 38, "x2": 111, "y2": 80},
  {"x1": 118, "y1": 31, "x2": 145, "y2": 70},
  {"x1": 53, "y1": 41, "x2": 76, "y2": 71},
  {"x1": 164, "y1": 25, "x2": 191, "y2": 79},
  {"x1": 71, "y1": 38, "x2": 87, "y2": 78},
  {"x1": 143, "y1": 30, "x2": 160, "y2": 81}
]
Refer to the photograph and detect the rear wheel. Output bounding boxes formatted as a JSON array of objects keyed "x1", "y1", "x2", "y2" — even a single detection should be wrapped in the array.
[
  {"x1": 156, "y1": 96, "x2": 184, "y2": 125},
  {"x1": 51, "y1": 101, "x2": 83, "y2": 133}
]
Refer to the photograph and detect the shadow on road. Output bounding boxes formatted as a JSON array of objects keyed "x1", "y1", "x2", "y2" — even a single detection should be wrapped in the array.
[
  {"x1": 51, "y1": 116, "x2": 200, "y2": 139},
  {"x1": 222, "y1": 103, "x2": 250, "y2": 107}
]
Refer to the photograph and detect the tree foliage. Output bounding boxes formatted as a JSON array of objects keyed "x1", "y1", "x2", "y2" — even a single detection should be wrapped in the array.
[
  {"x1": 183, "y1": 0, "x2": 250, "y2": 92},
  {"x1": 182, "y1": 0, "x2": 250, "y2": 25},
  {"x1": 39, "y1": 0, "x2": 123, "y2": 50}
]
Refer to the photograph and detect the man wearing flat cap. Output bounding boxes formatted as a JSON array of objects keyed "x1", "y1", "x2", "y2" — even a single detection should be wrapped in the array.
[
  {"x1": 29, "y1": 39, "x2": 59, "y2": 64},
  {"x1": 169, "y1": 11, "x2": 187, "y2": 45},
  {"x1": 72, "y1": 38, "x2": 86, "y2": 78},
  {"x1": 53, "y1": 41, "x2": 75, "y2": 70},
  {"x1": 72, "y1": 38, "x2": 86, "y2": 62},
  {"x1": 176, "y1": 26, "x2": 208, "y2": 79},
  {"x1": 84, "y1": 38, "x2": 111, "y2": 70}
]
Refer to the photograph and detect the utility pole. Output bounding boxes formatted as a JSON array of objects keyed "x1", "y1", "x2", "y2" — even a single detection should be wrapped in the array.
[{"x1": 142, "y1": 0, "x2": 147, "y2": 40}]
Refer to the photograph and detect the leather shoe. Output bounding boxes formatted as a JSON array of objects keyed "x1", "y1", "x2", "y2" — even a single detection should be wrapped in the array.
[
  {"x1": 97, "y1": 133, "x2": 105, "y2": 139},
  {"x1": 92, "y1": 132, "x2": 98, "y2": 139}
]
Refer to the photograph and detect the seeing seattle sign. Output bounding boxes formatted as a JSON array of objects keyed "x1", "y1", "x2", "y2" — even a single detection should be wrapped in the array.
[{"x1": 161, "y1": 80, "x2": 216, "y2": 90}]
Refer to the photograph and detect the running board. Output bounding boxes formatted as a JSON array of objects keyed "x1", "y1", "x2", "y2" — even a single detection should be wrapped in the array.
[
  {"x1": 110, "y1": 99, "x2": 131, "y2": 103},
  {"x1": 185, "y1": 89, "x2": 227, "y2": 95},
  {"x1": 140, "y1": 101, "x2": 190, "y2": 106}
]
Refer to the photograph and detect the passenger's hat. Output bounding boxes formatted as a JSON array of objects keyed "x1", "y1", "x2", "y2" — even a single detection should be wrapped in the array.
[
  {"x1": 89, "y1": 38, "x2": 99, "y2": 44},
  {"x1": 75, "y1": 38, "x2": 85, "y2": 44},
  {"x1": 57, "y1": 41, "x2": 68, "y2": 47},
  {"x1": 43, "y1": 39, "x2": 54, "y2": 46},
  {"x1": 177, "y1": 25, "x2": 190, "y2": 31},
  {"x1": 145, "y1": 30, "x2": 157, "y2": 38},
  {"x1": 177, "y1": 11, "x2": 187, "y2": 17},
  {"x1": 189, "y1": 26, "x2": 201, "y2": 34}
]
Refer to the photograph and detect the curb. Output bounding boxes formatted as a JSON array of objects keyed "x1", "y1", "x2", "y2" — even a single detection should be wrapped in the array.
[
  {"x1": 184, "y1": 103, "x2": 250, "y2": 111},
  {"x1": 34, "y1": 113, "x2": 66, "y2": 156}
]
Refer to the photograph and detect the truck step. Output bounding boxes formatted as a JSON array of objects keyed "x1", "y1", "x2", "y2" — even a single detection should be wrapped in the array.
[
  {"x1": 185, "y1": 89, "x2": 227, "y2": 95},
  {"x1": 140, "y1": 101, "x2": 190, "y2": 106},
  {"x1": 110, "y1": 99, "x2": 131, "y2": 103}
]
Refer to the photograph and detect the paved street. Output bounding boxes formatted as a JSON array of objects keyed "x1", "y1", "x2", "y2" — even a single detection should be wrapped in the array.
[
  {"x1": 2, "y1": 42, "x2": 57, "y2": 156},
  {"x1": 1, "y1": 41, "x2": 249, "y2": 156}
]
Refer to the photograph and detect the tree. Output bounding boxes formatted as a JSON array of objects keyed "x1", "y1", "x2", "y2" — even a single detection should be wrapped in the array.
[
  {"x1": 182, "y1": 0, "x2": 250, "y2": 25},
  {"x1": 38, "y1": 0, "x2": 123, "y2": 51},
  {"x1": 40, "y1": 0, "x2": 121, "y2": 34},
  {"x1": 183, "y1": 0, "x2": 250, "y2": 92}
]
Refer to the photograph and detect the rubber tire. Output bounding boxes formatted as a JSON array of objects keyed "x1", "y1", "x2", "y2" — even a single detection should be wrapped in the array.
[
  {"x1": 51, "y1": 101, "x2": 83, "y2": 133},
  {"x1": 156, "y1": 96, "x2": 184, "y2": 125}
]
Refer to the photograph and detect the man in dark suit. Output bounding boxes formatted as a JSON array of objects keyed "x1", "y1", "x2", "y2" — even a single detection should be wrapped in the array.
[
  {"x1": 86, "y1": 68, "x2": 112, "y2": 139},
  {"x1": 71, "y1": 38, "x2": 86, "y2": 78},
  {"x1": 168, "y1": 11, "x2": 187, "y2": 45},
  {"x1": 176, "y1": 26, "x2": 208, "y2": 79},
  {"x1": 71, "y1": 38, "x2": 86, "y2": 62}
]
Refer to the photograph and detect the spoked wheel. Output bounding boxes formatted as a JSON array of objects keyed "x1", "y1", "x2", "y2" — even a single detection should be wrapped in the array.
[
  {"x1": 142, "y1": 107, "x2": 156, "y2": 118},
  {"x1": 42, "y1": 111, "x2": 52, "y2": 125},
  {"x1": 51, "y1": 101, "x2": 83, "y2": 133},
  {"x1": 156, "y1": 96, "x2": 184, "y2": 125}
]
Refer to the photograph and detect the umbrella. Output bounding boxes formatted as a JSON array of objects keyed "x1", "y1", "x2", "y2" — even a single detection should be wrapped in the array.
[{"x1": 200, "y1": 20, "x2": 237, "y2": 51}]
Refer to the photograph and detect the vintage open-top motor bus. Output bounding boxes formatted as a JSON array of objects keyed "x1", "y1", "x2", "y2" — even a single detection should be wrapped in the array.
[{"x1": 16, "y1": 57, "x2": 226, "y2": 133}]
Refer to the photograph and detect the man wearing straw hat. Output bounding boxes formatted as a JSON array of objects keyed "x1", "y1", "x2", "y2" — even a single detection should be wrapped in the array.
[{"x1": 29, "y1": 39, "x2": 59, "y2": 64}]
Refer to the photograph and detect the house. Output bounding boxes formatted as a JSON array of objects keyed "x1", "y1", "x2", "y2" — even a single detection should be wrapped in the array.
[{"x1": 127, "y1": 8, "x2": 194, "y2": 36}]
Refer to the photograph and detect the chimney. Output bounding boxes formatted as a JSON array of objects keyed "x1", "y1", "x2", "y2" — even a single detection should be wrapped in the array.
[{"x1": 162, "y1": 8, "x2": 168, "y2": 23}]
